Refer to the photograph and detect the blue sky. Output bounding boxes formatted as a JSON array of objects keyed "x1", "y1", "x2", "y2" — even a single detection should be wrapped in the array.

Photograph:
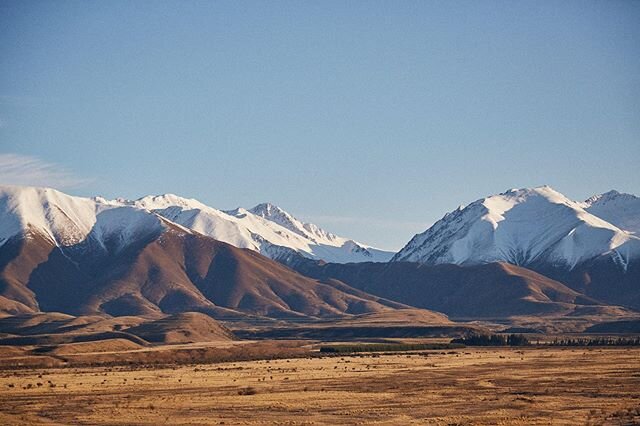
[{"x1": 1, "y1": 1, "x2": 639, "y2": 249}]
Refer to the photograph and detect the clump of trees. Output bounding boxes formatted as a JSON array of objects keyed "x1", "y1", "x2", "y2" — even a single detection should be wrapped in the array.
[
  {"x1": 548, "y1": 337, "x2": 640, "y2": 346},
  {"x1": 451, "y1": 333, "x2": 529, "y2": 346}
]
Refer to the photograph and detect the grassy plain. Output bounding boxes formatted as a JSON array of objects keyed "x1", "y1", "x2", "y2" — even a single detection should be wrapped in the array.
[{"x1": 0, "y1": 346, "x2": 639, "y2": 425}]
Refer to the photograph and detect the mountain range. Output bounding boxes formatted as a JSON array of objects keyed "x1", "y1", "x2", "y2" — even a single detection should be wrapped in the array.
[{"x1": 0, "y1": 184, "x2": 638, "y2": 327}]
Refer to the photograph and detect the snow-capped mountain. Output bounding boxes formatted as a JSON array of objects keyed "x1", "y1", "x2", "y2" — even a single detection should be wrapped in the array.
[
  {"x1": 392, "y1": 186, "x2": 640, "y2": 269},
  {"x1": 121, "y1": 195, "x2": 393, "y2": 263},
  {"x1": 0, "y1": 185, "x2": 167, "y2": 252},
  {"x1": 0, "y1": 185, "x2": 392, "y2": 264},
  {"x1": 581, "y1": 190, "x2": 640, "y2": 235}
]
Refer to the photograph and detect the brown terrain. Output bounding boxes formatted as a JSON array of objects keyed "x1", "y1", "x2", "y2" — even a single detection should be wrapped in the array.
[
  {"x1": 0, "y1": 308, "x2": 479, "y2": 363},
  {"x1": 0, "y1": 346, "x2": 638, "y2": 425},
  {"x1": 0, "y1": 228, "x2": 408, "y2": 320},
  {"x1": 0, "y1": 305, "x2": 638, "y2": 424},
  {"x1": 288, "y1": 259, "x2": 640, "y2": 322}
]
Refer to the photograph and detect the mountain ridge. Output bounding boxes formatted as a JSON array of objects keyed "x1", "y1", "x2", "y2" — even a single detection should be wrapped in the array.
[
  {"x1": 121, "y1": 193, "x2": 393, "y2": 263},
  {"x1": 0, "y1": 184, "x2": 393, "y2": 264}
]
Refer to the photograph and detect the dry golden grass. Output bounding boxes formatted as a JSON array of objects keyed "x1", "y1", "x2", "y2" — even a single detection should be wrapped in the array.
[{"x1": 0, "y1": 347, "x2": 638, "y2": 425}]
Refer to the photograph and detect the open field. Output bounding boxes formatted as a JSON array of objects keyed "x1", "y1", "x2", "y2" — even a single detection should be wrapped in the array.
[{"x1": 0, "y1": 347, "x2": 639, "y2": 425}]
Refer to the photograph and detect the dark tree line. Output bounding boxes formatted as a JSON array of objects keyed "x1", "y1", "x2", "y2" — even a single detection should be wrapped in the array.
[
  {"x1": 451, "y1": 334, "x2": 529, "y2": 346},
  {"x1": 548, "y1": 337, "x2": 640, "y2": 347},
  {"x1": 451, "y1": 334, "x2": 640, "y2": 347}
]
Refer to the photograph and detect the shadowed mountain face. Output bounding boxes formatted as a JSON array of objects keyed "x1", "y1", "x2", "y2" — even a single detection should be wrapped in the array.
[
  {"x1": 531, "y1": 258, "x2": 640, "y2": 310},
  {"x1": 0, "y1": 224, "x2": 407, "y2": 320},
  {"x1": 0, "y1": 232, "x2": 55, "y2": 314},
  {"x1": 284, "y1": 258, "x2": 612, "y2": 318}
]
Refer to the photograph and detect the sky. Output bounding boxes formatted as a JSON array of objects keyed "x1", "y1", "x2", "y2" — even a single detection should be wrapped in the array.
[{"x1": 1, "y1": 1, "x2": 639, "y2": 250}]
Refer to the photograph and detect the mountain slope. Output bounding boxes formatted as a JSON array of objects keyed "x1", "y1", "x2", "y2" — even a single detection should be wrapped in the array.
[
  {"x1": 124, "y1": 194, "x2": 393, "y2": 263},
  {"x1": 393, "y1": 186, "x2": 640, "y2": 269}
]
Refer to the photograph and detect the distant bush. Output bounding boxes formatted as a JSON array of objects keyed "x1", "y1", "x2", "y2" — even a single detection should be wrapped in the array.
[
  {"x1": 451, "y1": 334, "x2": 529, "y2": 346},
  {"x1": 237, "y1": 387, "x2": 257, "y2": 395},
  {"x1": 319, "y1": 343, "x2": 464, "y2": 353}
]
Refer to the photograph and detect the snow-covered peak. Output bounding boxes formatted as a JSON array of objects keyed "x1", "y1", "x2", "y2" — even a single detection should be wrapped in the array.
[
  {"x1": 584, "y1": 190, "x2": 621, "y2": 204},
  {"x1": 0, "y1": 185, "x2": 165, "y2": 250},
  {"x1": 235, "y1": 203, "x2": 395, "y2": 262},
  {"x1": 392, "y1": 186, "x2": 640, "y2": 268},
  {"x1": 250, "y1": 202, "x2": 280, "y2": 215},
  {"x1": 495, "y1": 185, "x2": 582, "y2": 208},
  {"x1": 582, "y1": 190, "x2": 640, "y2": 235},
  {"x1": 244, "y1": 202, "x2": 396, "y2": 261},
  {"x1": 130, "y1": 193, "x2": 210, "y2": 212},
  {"x1": 0, "y1": 185, "x2": 97, "y2": 247},
  {"x1": 249, "y1": 202, "x2": 339, "y2": 244},
  {"x1": 249, "y1": 202, "x2": 303, "y2": 232}
]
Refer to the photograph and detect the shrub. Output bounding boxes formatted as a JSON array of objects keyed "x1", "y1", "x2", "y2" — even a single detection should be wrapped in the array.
[{"x1": 237, "y1": 387, "x2": 257, "y2": 395}]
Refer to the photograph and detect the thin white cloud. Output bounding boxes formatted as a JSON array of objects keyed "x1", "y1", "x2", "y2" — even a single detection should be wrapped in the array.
[{"x1": 0, "y1": 153, "x2": 91, "y2": 189}]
